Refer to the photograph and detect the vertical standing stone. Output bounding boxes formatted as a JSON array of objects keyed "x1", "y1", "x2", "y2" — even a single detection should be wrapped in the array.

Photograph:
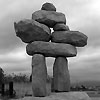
[
  {"x1": 53, "y1": 57, "x2": 70, "y2": 92},
  {"x1": 32, "y1": 54, "x2": 47, "y2": 97}
]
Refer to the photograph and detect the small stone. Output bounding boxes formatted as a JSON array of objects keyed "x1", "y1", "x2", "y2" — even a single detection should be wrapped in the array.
[
  {"x1": 51, "y1": 31, "x2": 88, "y2": 47},
  {"x1": 53, "y1": 23, "x2": 70, "y2": 31},
  {"x1": 41, "y1": 2, "x2": 56, "y2": 11},
  {"x1": 32, "y1": 54, "x2": 47, "y2": 97},
  {"x1": 32, "y1": 10, "x2": 66, "y2": 28},
  {"x1": 53, "y1": 57, "x2": 70, "y2": 92},
  {"x1": 26, "y1": 41, "x2": 77, "y2": 57},
  {"x1": 14, "y1": 19, "x2": 51, "y2": 43}
]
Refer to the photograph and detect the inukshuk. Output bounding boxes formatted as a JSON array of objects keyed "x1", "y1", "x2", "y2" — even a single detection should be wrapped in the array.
[{"x1": 14, "y1": 3, "x2": 88, "y2": 97}]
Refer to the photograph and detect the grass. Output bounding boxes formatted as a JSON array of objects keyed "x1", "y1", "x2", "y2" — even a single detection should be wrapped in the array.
[
  {"x1": 12, "y1": 82, "x2": 100, "y2": 97},
  {"x1": 14, "y1": 82, "x2": 32, "y2": 98},
  {"x1": 1, "y1": 82, "x2": 100, "y2": 100},
  {"x1": 13, "y1": 82, "x2": 51, "y2": 99},
  {"x1": 0, "y1": 82, "x2": 33, "y2": 99}
]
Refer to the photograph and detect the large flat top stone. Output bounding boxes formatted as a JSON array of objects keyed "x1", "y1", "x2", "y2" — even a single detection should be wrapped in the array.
[
  {"x1": 26, "y1": 41, "x2": 77, "y2": 57},
  {"x1": 13, "y1": 92, "x2": 91, "y2": 100},
  {"x1": 32, "y1": 10, "x2": 66, "y2": 28}
]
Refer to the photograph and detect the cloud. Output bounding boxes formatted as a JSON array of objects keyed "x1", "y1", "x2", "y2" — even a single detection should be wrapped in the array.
[
  {"x1": 68, "y1": 46, "x2": 100, "y2": 81},
  {"x1": 0, "y1": 46, "x2": 32, "y2": 74}
]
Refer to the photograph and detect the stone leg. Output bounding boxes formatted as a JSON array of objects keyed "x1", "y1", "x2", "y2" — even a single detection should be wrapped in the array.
[
  {"x1": 51, "y1": 77, "x2": 54, "y2": 92},
  {"x1": 52, "y1": 57, "x2": 70, "y2": 92},
  {"x1": 32, "y1": 54, "x2": 47, "y2": 97}
]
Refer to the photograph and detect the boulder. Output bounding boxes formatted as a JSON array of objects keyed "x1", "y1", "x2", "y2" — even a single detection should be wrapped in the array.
[
  {"x1": 51, "y1": 31, "x2": 88, "y2": 47},
  {"x1": 26, "y1": 41, "x2": 77, "y2": 57},
  {"x1": 41, "y1": 2, "x2": 56, "y2": 11},
  {"x1": 53, "y1": 57, "x2": 70, "y2": 92},
  {"x1": 14, "y1": 19, "x2": 51, "y2": 43},
  {"x1": 32, "y1": 10, "x2": 66, "y2": 28},
  {"x1": 53, "y1": 23, "x2": 69, "y2": 31},
  {"x1": 15, "y1": 92, "x2": 91, "y2": 100},
  {"x1": 32, "y1": 54, "x2": 47, "y2": 97}
]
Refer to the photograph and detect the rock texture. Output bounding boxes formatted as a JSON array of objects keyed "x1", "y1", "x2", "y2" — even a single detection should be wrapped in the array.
[
  {"x1": 41, "y1": 2, "x2": 56, "y2": 11},
  {"x1": 26, "y1": 41, "x2": 77, "y2": 57},
  {"x1": 51, "y1": 31, "x2": 88, "y2": 47},
  {"x1": 53, "y1": 23, "x2": 69, "y2": 31},
  {"x1": 53, "y1": 57, "x2": 70, "y2": 92},
  {"x1": 32, "y1": 10, "x2": 66, "y2": 27},
  {"x1": 14, "y1": 19, "x2": 51, "y2": 43},
  {"x1": 32, "y1": 54, "x2": 47, "y2": 97},
  {"x1": 14, "y1": 92, "x2": 91, "y2": 100}
]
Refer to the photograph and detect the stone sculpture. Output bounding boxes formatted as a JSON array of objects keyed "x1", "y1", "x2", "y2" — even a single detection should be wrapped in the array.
[{"x1": 14, "y1": 2, "x2": 88, "y2": 97}]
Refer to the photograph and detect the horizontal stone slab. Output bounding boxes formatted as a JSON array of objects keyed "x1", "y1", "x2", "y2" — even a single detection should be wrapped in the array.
[
  {"x1": 26, "y1": 41, "x2": 77, "y2": 57},
  {"x1": 41, "y1": 2, "x2": 56, "y2": 11},
  {"x1": 51, "y1": 31, "x2": 88, "y2": 47},
  {"x1": 14, "y1": 19, "x2": 51, "y2": 43},
  {"x1": 32, "y1": 10, "x2": 66, "y2": 28}
]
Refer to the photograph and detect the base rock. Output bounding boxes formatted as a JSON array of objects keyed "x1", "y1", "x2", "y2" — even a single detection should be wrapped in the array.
[{"x1": 14, "y1": 92, "x2": 91, "y2": 100}]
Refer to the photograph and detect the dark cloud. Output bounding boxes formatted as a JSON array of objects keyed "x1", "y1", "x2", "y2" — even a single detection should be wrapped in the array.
[
  {"x1": 0, "y1": 0, "x2": 41, "y2": 54},
  {"x1": 2, "y1": 60, "x2": 31, "y2": 75}
]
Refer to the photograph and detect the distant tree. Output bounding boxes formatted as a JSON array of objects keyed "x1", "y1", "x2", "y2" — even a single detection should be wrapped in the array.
[
  {"x1": 4, "y1": 73, "x2": 29, "y2": 83},
  {"x1": 0, "y1": 67, "x2": 4, "y2": 84},
  {"x1": 4, "y1": 74, "x2": 13, "y2": 83}
]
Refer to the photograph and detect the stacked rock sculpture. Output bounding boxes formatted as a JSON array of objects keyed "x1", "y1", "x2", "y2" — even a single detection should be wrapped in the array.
[{"x1": 14, "y1": 2, "x2": 88, "y2": 97}]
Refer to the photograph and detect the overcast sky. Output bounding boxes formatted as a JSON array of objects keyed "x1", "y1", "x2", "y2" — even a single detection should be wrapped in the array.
[{"x1": 0, "y1": 0, "x2": 100, "y2": 82}]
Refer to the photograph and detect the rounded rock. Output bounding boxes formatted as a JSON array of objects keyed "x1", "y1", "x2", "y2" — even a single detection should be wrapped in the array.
[
  {"x1": 53, "y1": 23, "x2": 70, "y2": 31},
  {"x1": 14, "y1": 19, "x2": 51, "y2": 43},
  {"x1": 41, "y1": 2, "x2": 56, "y2": 11},
  {"x1": 51, "y1": 31, "x2": 88, "y2": 47}
]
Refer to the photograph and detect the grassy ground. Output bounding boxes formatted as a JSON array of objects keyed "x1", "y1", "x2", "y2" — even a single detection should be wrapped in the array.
[
  {"x1": 0, "y1": 82, "x2": 51, "y2": 99},
  {"x1": 1, "y1": 82, "x2": 100, "y2": 99},
  {"x1": 14, "y1": 82, "x2": 32, "y2": 98},
  {"x1": 13, "y1": 82, "x2": 51, "y2": 98}
]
